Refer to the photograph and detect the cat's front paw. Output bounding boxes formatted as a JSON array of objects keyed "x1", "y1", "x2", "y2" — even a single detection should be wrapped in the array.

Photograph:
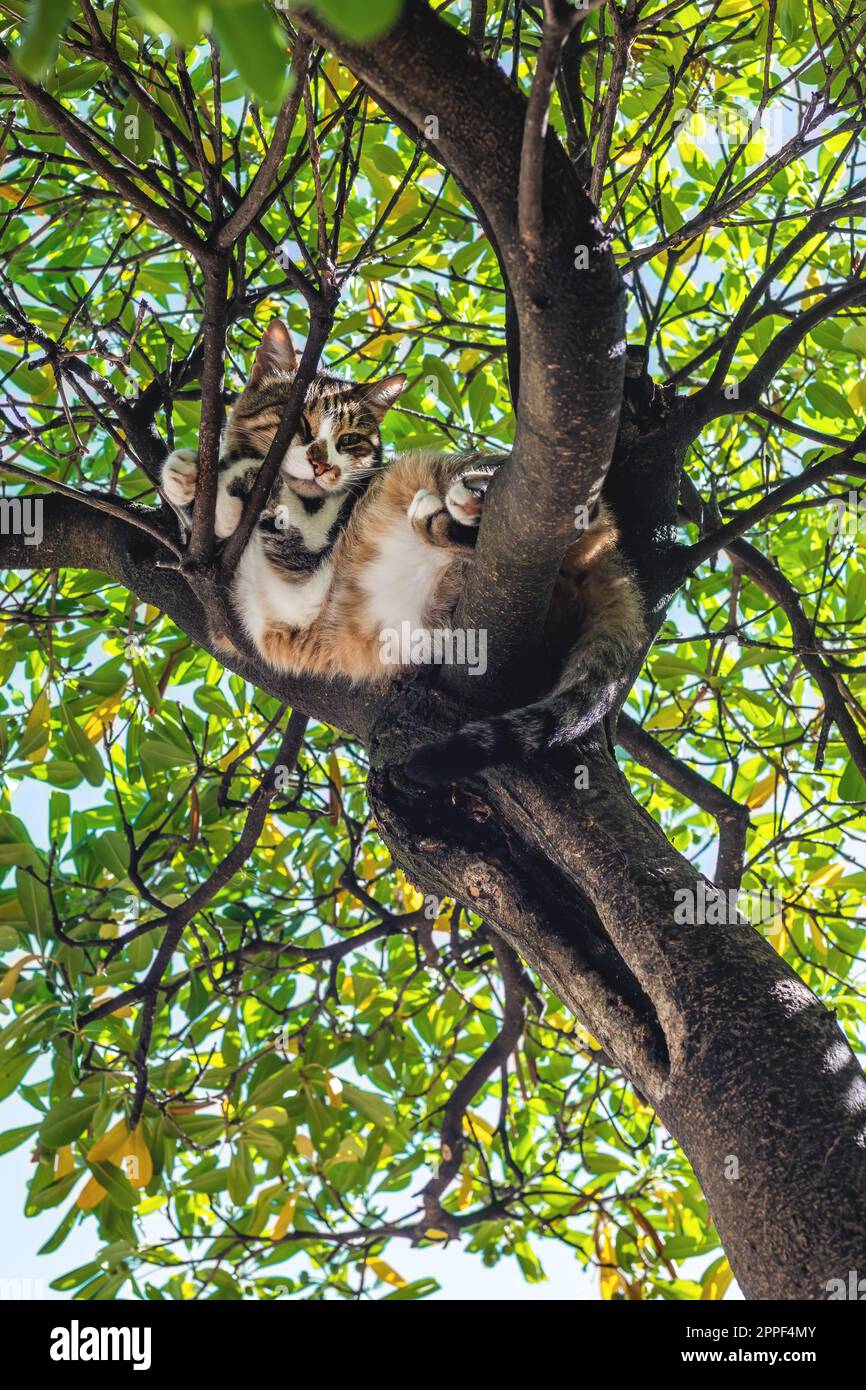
[
  {"x1": 162, "y1": 448, "x2": 198, "y2": 507},
  {"x1": 408, "y1": 489, "x2": 445, "y2": 525},
  {"x1": 445, "y1": 470, "x2": 493, "y2": 527}
]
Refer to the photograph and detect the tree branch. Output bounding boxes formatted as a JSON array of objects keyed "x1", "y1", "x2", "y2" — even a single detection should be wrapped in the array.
[
  {"x1": 215, "y1": 34, "x2": 312, "y2": 251},
  {"x1": 617, "y1": 713, "x2": 750, "y2": 891}
]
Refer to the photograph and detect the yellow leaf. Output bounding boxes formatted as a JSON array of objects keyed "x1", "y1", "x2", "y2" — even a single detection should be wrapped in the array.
[
  {"x1": 321, "y1": 54, "x2": 342, "y2": 114},
  {"x1": 458, "y1": 1167, "x2": 473, "y2": 1209},
  {"x1": 119, "y1": 1127, "x2": 153, "y2": 1189},
  {"x1": 463, "y1": 1112, "x2": 495, "y2": 1146},
  {"x1": 848, "y1": 378, "x2": 866, "y2": 413},
  {"x1": 83, "y1": 690, "x2": 124, "y2": 742},
  {"x1": 23, "y1": 690, "x2": 50, "y2": 762},
  {"x1": 746, "y1": 772, "x2": 777, "y2": 809},
  {"x1": 327, "y1": 751, "x2": 342, "y2": 826},
  {"x1": 365, "y1": 281, "x2": 385, "y2": 330},
  {"x1": 219, "y1": 743, "x2": 248, "y2": 772},
  {"x1": 701, "y1": 1256, "x2": 734, "y2": 1300},
  {"x1": 76, "y1": 1174, "x2": 107, "y2": 1210},
  {"x1": 803, "y1": 267, "x2": 822, "y2": 309},
  {"x1": 643, "y1": 705, "x2": 683, "y2": 731},
  {"x1": 325, "y1": 1073, "x2": 344, "y2": 1107},
  {"x1": 356, "y1": 851, "x2": 380, "y2": 880},
  {"x1": 55, "y1": 1145, "x2": 75, "y2": 1178},
  {"x1": 424, "y1": 1227, "x2": 448, "y2": 1240},
  {"x1": 808, "y1": 916, "x2": 828, "y2": 956},
  {"x1": 395, "y1": 871, "x2": 423, "y2": 913},
  {"x1": 366, "y1": 1257, "x2": 406, "y2": 1288},
  {"x1": 809, "y1": 861, "x2": 844, "y2": 888},
  {"x1": 295, "y1": 1132, "x2": 314, "y2": 1159},
  {"x1": 91, "y1": 993, "x2": 133, "y2": 1019},
  {"x1": 0, "y1": 953, "x2": 37, "y2": 999},
  {"x1": 598, "y1": 1225, "x2": 623, "y2": 1301},
  {"x1": 271, "y1": 1188, "x2": 300, "y2": 1240},
  {"x1": 88, "y1": 1118, "x2": 129, "y2": 1164},
  {"x1": 0, "y1": 183, "x2": 40, "y2": 209}
]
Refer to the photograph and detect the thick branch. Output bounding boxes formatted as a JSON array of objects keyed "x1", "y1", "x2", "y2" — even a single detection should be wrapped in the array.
[{"x1": 0, "y1": 491, "x2": 371, "y2": 739}]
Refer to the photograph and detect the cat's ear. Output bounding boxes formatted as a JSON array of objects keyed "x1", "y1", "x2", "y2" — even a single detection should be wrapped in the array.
[
  {"x1": 250, "y1": 319, "x2": 298, "y2": 386},
  {"x1": 356, "y1": 373, "x2": 406, "y2": 421}
]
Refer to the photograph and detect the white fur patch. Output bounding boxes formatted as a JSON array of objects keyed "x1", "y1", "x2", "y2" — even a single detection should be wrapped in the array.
[
  {"x1": 359, "y1": 516, "x2": 452, "y2": 633},
  {"x1": 274, "y1": 491, "x2": 344, "y2": 552},
  {"x1": 235, "y1": 533, "x2": 334, "y2": 639},
  {"x1": 223, "y1": 462, "x2": 345, "y2": 635}
]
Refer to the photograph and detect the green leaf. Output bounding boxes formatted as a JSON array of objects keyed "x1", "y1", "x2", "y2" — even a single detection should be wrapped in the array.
[
  {"x1": 15, "y1": 867, "x2": 50, "y2": 938},
  {"x1": 806, "y1": 381, "x2": 853, "y2": 421},
  {"x1": 0, "y1": 1121, "x2": 39, "y2": 1155},
  {"x1": 93, "y1": 830, "x2": 131, "y2": 879},
  {"x1": 298, "y1": 0, "x2": 403, "y2": 43},
  {"x1": 115, "y1": 98, "x2": 156, "y2": 165},
  {"x1": 60, "y1": 703, "x2": 104, "y2": 787},
  {"x1": 421, "y1": 354, "x2": 463, "y2": 417},
  {"x1": 129, "y1": 0, "x2": 206, "y2": 48},
  {"x1": 341, "y1": 1083, "x2": 394, "y2": 1128},
  {"x1": 15, "y1": 0, "x2": 72, "y2": 79},
  {"x1": 839, "y1": 761, "x2": 866, "y2": 803},
  {"x1": 86, "y1": 1160, "x2": 139, "y2": 1210},
  {"x1": 40, "y1": 1096, "x2": 100, "y2": 1148},
  {"x1": 38, "y1": 1203, "x2": 79, "y2": 1254},
  {"x1": 381, "y1": 1277, "x2": 440, "y2": 1300},
  {"x1": 210, "y1": 3, "x2": 289, "y2": 109}
]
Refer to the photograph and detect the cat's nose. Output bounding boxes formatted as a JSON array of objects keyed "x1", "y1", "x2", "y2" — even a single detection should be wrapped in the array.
[{"x1": 307, "y1": 442, "x2": 328, "y2": 475}]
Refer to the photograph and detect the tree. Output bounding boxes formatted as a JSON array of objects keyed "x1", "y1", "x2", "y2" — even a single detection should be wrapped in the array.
[{"x1": 0, "y1": 0, "x2": 865, "y2": 1302}]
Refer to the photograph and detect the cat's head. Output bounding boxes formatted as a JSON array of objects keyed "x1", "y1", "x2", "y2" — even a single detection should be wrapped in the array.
[{"x1": 223, "y1": 319, "x2": 405, "y2": 499}]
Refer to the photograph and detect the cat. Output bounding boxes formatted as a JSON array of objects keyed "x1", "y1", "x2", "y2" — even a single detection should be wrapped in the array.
[{"x1": 161, "y1": 319, "x2": 645, "y2": 785}]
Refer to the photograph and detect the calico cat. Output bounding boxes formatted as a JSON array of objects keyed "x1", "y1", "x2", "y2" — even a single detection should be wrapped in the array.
[{"x1": 161, "y1": 320, "x2": 645, "y2": 785}]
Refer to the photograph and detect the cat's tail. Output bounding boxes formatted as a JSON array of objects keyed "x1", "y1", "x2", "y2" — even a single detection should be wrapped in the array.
[{"x1": 404, "y1": 558, "x2": 645, "y2": 787}]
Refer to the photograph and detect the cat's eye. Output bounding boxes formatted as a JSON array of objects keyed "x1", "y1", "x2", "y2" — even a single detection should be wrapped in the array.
[
  {"x1": 298, "y1": 415, "x2": 312, "y2": 443},
  {"x1": 339, "y1": 432, "x2": 365, "y2": 450}
]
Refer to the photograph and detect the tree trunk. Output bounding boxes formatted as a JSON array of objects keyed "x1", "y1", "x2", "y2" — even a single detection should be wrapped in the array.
[{"x1": 367, "y1": 688, "x2": 866, "y2": 1300}]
